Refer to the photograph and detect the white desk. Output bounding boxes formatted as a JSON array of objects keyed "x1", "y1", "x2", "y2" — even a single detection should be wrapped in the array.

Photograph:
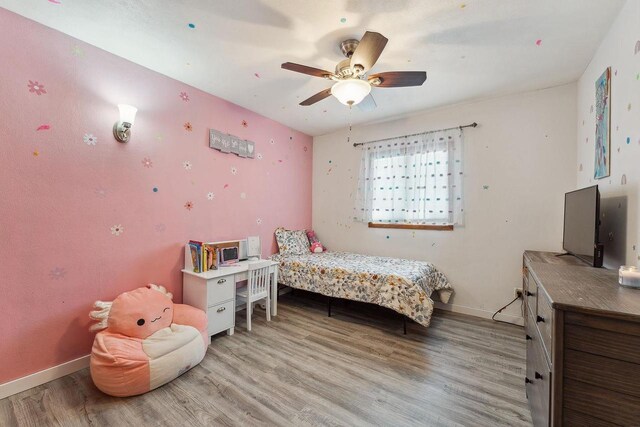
[{"x1": 182, "y1": 259, "x2": 278, "y2": 338}]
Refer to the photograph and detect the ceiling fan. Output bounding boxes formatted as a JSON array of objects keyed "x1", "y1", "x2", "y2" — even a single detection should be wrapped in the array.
[{"x1": 281, "y1": 31, "x2": 426, "y2": 111}]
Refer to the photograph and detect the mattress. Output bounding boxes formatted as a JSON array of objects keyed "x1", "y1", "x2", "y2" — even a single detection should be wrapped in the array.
[{"x1": 270, "y1": 251, "x2": 453, "y2": 327}]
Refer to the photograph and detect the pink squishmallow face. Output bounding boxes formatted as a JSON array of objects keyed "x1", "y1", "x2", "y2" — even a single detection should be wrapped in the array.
[
  {"x1": 105, "y1": 285, "x2": 174, "y2": 339},
  {"x1": 306, "y1": 230, "x2": 325, "y2": 252}
]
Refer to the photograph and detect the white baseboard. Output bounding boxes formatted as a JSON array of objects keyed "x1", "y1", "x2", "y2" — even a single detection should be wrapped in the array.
[
  {"x1": 0, "y1": 355, "x2": 90, "y2": 400},
  {"x1": 434, "y1": 302, "x2": 524, "y2": 326}
]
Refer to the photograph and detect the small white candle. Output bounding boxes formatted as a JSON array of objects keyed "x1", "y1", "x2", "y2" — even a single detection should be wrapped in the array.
[{"x1": 619, "y1": 266, "x2": 640, "y2": 288}]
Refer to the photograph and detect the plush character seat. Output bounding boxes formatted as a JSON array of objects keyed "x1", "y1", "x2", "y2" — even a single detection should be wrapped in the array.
[{"x1": 89, "y1": 284, "x2": 208, "y2": 397}]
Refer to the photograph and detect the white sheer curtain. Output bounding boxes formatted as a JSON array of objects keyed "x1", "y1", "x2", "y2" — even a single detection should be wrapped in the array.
[{"x1": 354, "y1": 128, "x2": 464, "y2": 226}]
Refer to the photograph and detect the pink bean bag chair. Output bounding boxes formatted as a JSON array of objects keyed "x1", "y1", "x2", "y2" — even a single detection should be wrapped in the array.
[{"x1": 89, "y1": 284, "x2": 208, "y2": 397}]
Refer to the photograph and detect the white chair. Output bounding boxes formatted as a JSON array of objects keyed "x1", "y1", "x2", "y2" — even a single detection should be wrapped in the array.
[{"x1": 236, "y1": 260, "x2": 272, "y2": 331}]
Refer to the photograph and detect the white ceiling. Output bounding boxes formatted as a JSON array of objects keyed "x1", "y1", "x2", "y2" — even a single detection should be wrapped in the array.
[{"x1": 0, "y1": 0, "x2": 624, "y2": 136}]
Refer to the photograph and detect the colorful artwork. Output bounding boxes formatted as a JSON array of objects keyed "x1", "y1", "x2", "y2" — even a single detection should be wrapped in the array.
[{"x1": 594, "y1": 67, "x2": 611, "y2": 179}]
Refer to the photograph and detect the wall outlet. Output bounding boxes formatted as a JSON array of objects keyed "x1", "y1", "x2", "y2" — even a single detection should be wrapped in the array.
[{"x1": 514, "y1": 288, "x2": 523, "y2": 299}]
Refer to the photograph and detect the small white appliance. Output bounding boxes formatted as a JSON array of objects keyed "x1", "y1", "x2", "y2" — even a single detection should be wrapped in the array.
[{"x1": 246, "y1": 236, "x2": 261, "y2": 260}]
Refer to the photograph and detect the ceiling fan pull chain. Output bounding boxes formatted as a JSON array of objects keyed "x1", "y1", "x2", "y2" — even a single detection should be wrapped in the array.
[{"x1": 347, "y1": 109, "x2": 353, "y2": 143}]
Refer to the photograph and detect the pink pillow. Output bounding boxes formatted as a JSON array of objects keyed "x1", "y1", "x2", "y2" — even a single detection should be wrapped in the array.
[{"x1": 306, "y1": 230, "x2": 326, "y2": 253}]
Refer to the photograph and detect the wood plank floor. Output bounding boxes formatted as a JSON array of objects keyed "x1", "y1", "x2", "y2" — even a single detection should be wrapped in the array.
[{"x1": 0, "y1": 292, "x2": 532, "y2": 427}]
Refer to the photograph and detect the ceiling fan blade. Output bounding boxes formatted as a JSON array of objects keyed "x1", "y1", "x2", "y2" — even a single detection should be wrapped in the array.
[
  {"x1": 350, "y1": 31, "x2": 388, "y2": 72},
  {"x1": 282, "y1": 62, "x2": 334, "y2": 78},
  {"x1": 369, "y1": 71, "x2": 427, "y2": 87},
  {"x1": 357, "y1": 94, "x2": 377, "y2": 112},
  {"x1": 300, "y1": 88, "x2": 332, "y2": 106}
]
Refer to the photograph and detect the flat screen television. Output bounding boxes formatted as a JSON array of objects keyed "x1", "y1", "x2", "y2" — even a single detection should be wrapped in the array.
[{"x1": 562, "y1": 185, "x2": 603, "y2": 267}]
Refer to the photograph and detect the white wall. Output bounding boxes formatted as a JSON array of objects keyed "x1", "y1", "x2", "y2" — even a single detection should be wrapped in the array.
[
  {"x1": 313, "y1": 84, "x2": 577, "y2": 322},
  {"x1": 576, "y1": 0, "x2": 639, "y2": 267}
]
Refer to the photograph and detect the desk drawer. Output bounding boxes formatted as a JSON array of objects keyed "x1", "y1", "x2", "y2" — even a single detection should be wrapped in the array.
[
  {"x1": 207, "y1": 300, "x2": 234, "y2": 336},
  {"x1": 207, "y1": 275, "x2": 234, "y2": 307}
]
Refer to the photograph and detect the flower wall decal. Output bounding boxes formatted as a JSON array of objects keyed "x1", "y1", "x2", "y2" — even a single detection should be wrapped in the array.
[
  {"x1": 27, "y1": 80, "x2": 47, "y2": 95},
  {"x1": 256, "y1": 218, "x2": 263, "y2": 225},
  {"x1": 95, "y1": 187, "x2": 107, "y2": 198},
  {"x1": 71, "y1": 46, "x2": 84, "y2": 57},
  {"x1": 240, "y1": 192, "x2": 247, "y2": 199},
  {"x1": 256, "y1": 153, "x2": 263, "y2": 160},
  {"x1": 179, "y1": 91, "x2": 189, "y2": 102},
  {"x1": 230, "y1": 166, "x2": 238, "y2": 175},
  {"x1": 184, "y1": 122, "x2": 193, "y2": 132},
  {"x1": 110, "y1": 224, "x2": 124, "y2": 236},
  {"x1": 83, "y1": 133, "x2": 97, "y2": 145},
  {"x1": 242, "y1": 120, "x2": 248, "y2": 128},
  {"x1": 183, "y1": 161, "x2": 192, "y2": 170},
  {"x1": 141, "y1": 157, "x2": 153, "y2": 168},
  {"x1": 207, "y1": 192, "x2": 215, "y2": 200},
  {"x1": 184, "y1": 201, "x2": 194, "y2": 211},
  {"x1": 269, "y1": 138, "x2": 275, "y2": 145},
  {"x1": 49, "y1": 267, "x2": 67, "y2": 280}
]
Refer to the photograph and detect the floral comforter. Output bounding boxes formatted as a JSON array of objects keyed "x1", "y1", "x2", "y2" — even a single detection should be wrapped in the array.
[{"x1": 270, "y1": 251, "x2": 453, "y2": 327}]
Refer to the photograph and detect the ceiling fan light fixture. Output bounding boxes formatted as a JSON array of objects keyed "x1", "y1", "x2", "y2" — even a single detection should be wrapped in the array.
[{"x1": 331, "y1": 79, "x2": 371, "y2": 106}]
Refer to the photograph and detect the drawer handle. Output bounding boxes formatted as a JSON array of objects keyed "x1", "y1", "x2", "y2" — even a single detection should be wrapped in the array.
[
  {"x1": 526, "y1": 291, "x2": 535, "y2": 297},
  {"x1": 525, "y1": 377, "x2": 532, "y2": 384},
  {"x1": 216, "y1": 307, "x2": 226, "y2": 313},
  {"x1": 217, "y1": 278, "x2": 227, "y2": 284},
  {"x1": 525, "y1": 334, "x2": 532, "y2": 341},
  {"x1": 536, "y1": 315, "x2": 545, "y2": 323},
  {"x1": 535, "y1": 371, "x2": 543, "y2": 380}
]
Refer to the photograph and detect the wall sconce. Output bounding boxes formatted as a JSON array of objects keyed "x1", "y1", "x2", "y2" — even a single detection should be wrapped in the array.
[{"x1": 113, "y1": 104, "x2": 137, "y2": 143}]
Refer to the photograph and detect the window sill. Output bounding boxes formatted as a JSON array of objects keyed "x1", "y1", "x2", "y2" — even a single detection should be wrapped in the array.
[{"x1": 368, "y1": 222, "x2": 454, "y2": 231}]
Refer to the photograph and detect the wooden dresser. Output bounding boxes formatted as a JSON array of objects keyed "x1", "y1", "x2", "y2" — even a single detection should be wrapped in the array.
[{"x1": 523, "y1": 251, "x2": 640, "y2": 426}]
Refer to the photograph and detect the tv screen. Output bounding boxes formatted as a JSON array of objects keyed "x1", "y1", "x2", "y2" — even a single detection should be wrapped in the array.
[{"x1": 563, "y1": 185, "x2": 602, "y2": 267}]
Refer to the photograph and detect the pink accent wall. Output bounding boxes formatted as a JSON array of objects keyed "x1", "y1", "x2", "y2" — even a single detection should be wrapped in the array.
[{"x1": 0, "y1": 9, "x2": 312, "y2": 385}]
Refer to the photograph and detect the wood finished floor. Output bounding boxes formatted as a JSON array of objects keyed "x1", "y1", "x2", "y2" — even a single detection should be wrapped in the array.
[{"x1": 0, "y1": 292, "x2": 532, "y2": 427}]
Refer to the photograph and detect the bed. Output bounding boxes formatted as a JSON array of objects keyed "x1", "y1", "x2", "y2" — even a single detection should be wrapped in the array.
[{"x1": 270, "y1": 251, "x2": 453, "y2": 327}]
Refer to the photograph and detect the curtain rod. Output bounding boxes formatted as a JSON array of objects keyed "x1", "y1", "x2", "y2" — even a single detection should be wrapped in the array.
[{"x1": 352, "y1": 122, "x2": 478, "y2": 148}]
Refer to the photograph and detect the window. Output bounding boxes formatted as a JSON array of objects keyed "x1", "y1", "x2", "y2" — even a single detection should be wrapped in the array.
[{"x1": 354, "y1": 129, "x2": 464, "y2": 226}]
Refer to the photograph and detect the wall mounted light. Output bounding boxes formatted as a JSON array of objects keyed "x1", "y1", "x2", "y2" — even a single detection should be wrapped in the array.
[{"x1": 113, "y1": 104, "x2": 137, "y2": 143}]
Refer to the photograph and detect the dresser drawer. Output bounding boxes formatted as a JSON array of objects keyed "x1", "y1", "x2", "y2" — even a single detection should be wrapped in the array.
[
  {"x1": 207, "y1": 274, "x2": 234, "y2": 306},
  {"x1": 564, "y1": 378, "x2": 640, "y2": 426},
  {"x1": 207, "y1": 300, "x2": 235, "y2": 336},
  {"x1": 565, "y1": 312, "x2": 640, "y2": 365},
  {"x1": 524, "y1": 266, "x2": 537, "y2": 317},
  {"x1": 526, "y1": 328, "x2": 551, "y2": 427},
  {"x1": 535, "y1": 290, "x2": 553, "y2": 361}
]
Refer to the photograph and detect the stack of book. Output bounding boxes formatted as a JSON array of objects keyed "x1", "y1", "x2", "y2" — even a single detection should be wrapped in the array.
[{"x1": 188, "y1": 240, "x2": 218, "y2": 273}]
